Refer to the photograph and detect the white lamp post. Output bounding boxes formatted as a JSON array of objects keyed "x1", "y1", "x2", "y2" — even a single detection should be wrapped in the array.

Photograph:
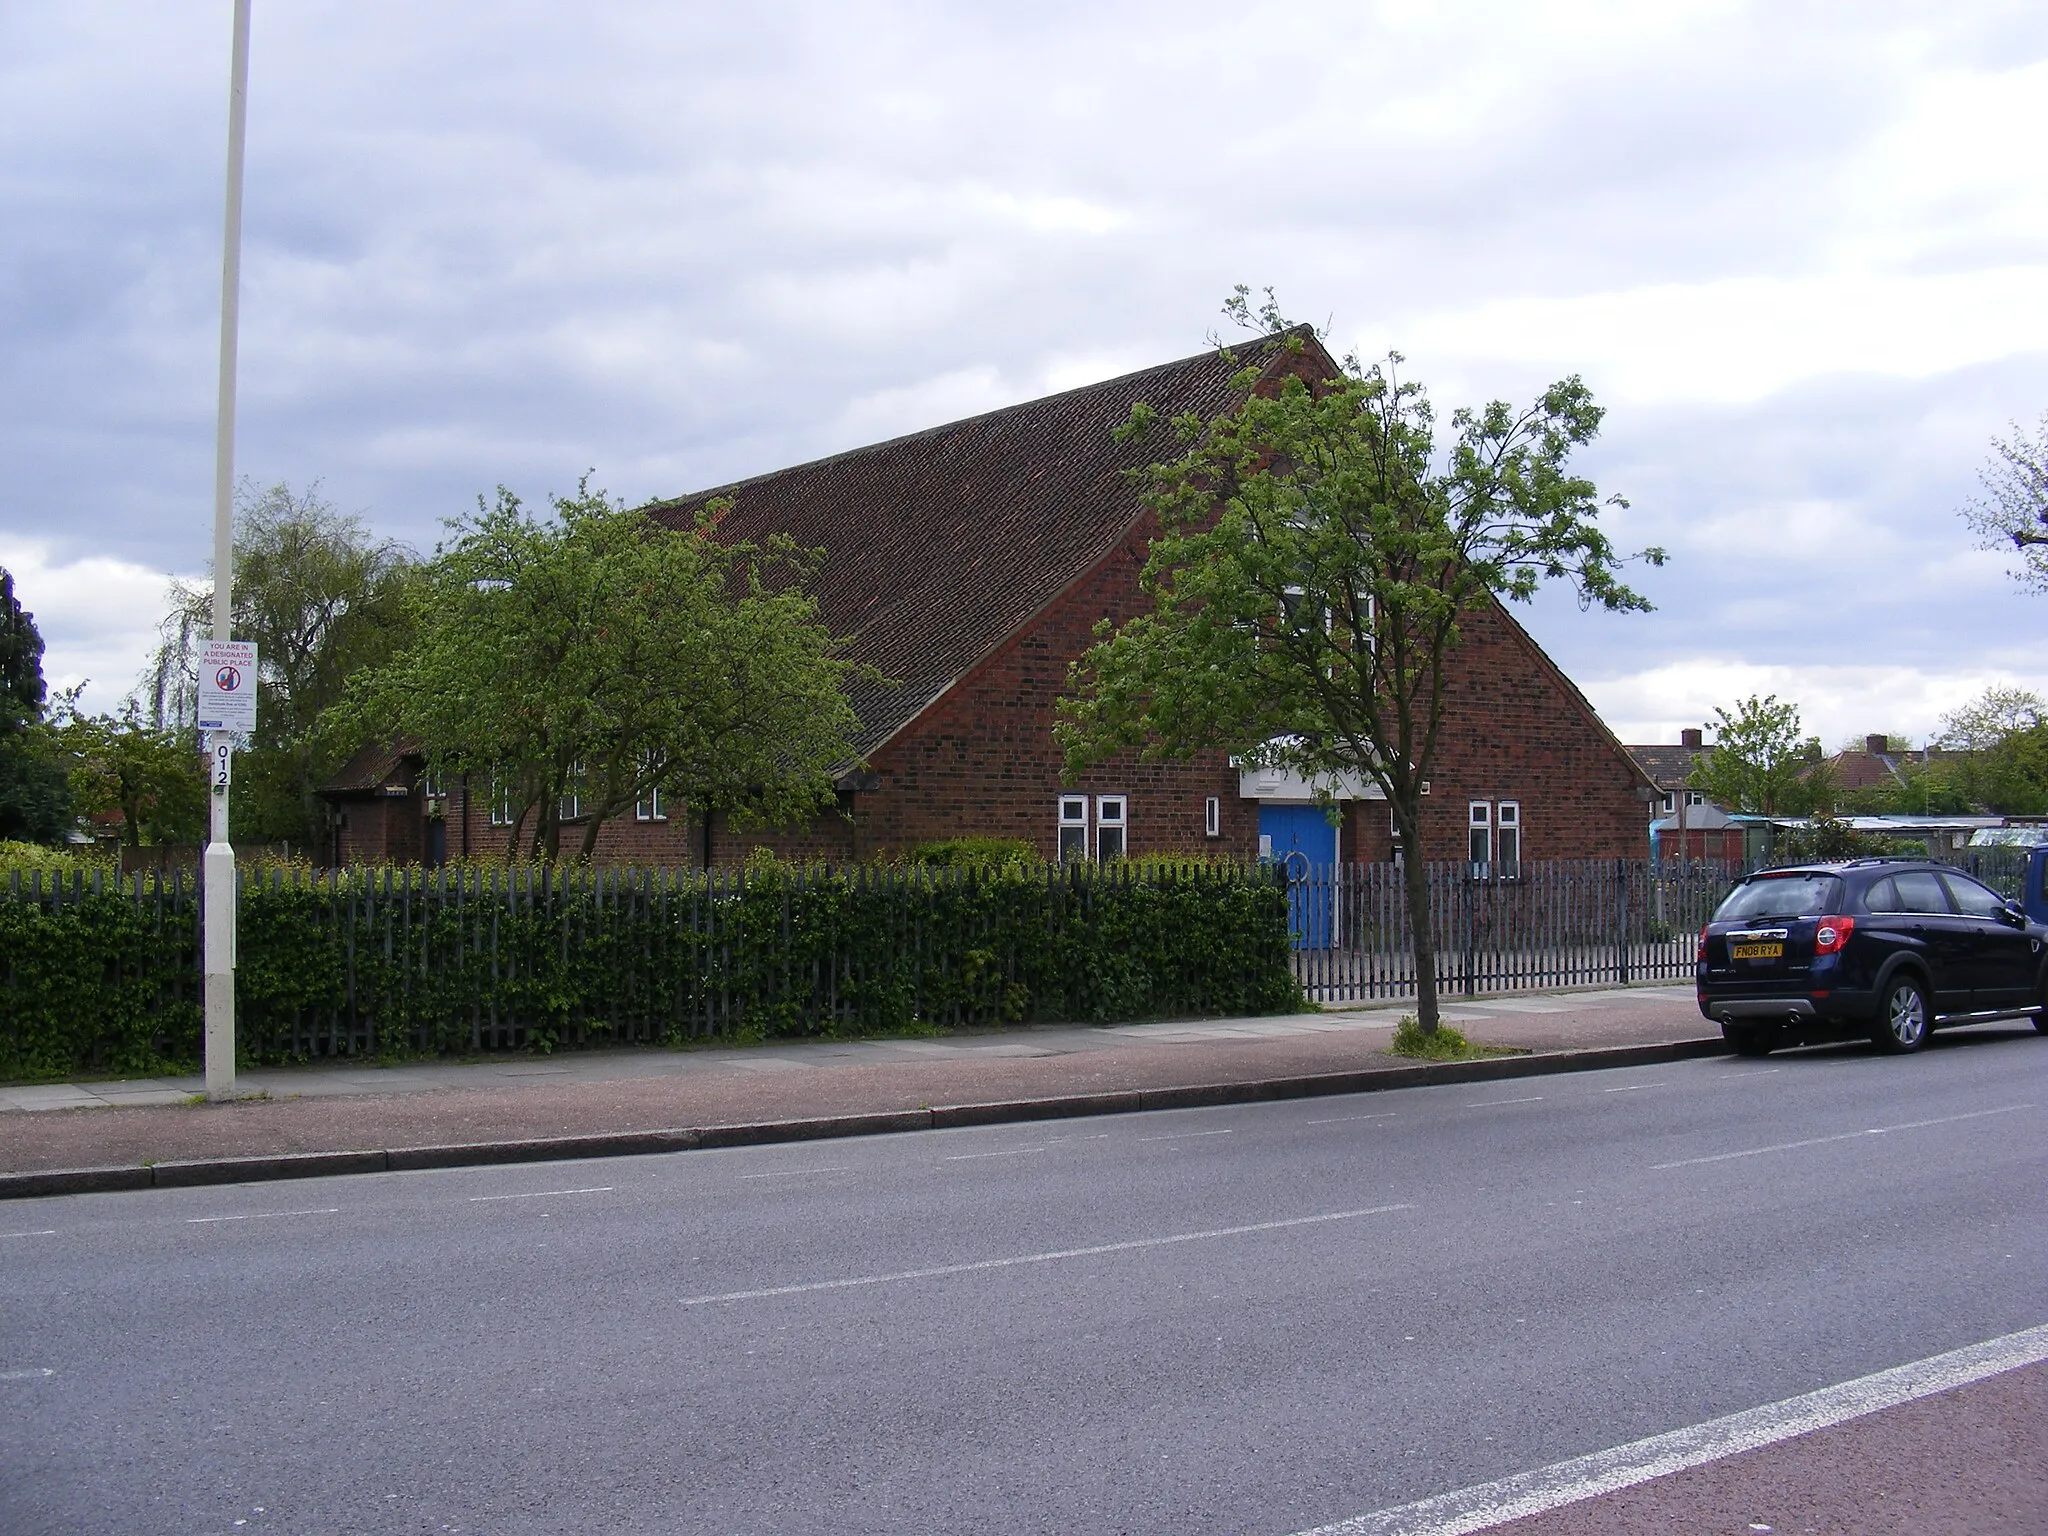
[{"x1": 202, "y1": 0, "x2": 254, "y2": 1100}]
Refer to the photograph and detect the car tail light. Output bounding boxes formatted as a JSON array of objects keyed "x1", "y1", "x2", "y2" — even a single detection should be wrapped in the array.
[
  {"x1": 1814, "y1": 915, "x2": 1855, "y2": 955},
  {"x1": 1697, "y1": 925, "x2": 1709, "y2": 962}
]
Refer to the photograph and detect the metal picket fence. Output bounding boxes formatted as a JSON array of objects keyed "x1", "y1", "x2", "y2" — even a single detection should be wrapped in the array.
[{"x1": 1284, "y1": 857, "x2": 1749, "y2": 1005}]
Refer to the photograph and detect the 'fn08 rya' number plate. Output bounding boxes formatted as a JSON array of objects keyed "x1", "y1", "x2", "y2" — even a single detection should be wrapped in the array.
[{"x1": 1731, "y1": 942, "x2": 1783, "y2": 961}]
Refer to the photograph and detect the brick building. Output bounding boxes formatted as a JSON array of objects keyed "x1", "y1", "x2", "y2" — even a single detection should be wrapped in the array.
[{"x1": 324, "y1": 333, "x2": 1653, "y2": 868}]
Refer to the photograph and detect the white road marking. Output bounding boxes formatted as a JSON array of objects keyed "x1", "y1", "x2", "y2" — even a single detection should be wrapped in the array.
[
  {"x1": 738, "y1": 1166, "x2": 851, "y2": 1180},
  {"x1": 2, "y1": 1229, "x2": 58, "y2": 1238},
  {"x1": 1292, "y1": 1319, "x2": 2048, "y2": 1536},
  {"x1": 1138, "y1": 1129, "x2": 1235, "y2": 1142},
  {"x1": 1601, "y1": 1083, "x2": 1663, "y2": 1093},
  {"x1": 0, "y1": 1368, "x2": 56, "y2": 1381},
  {"x1": 187, "y1": 1208, "x2": 340, "y2": 1224},
  {"x1": 943, "y1": 1146, "x2": 1045, "y2": 1161},
  {"x1": 468, "y1": 1186, "x2": 613, "y2": 1202},
  {"x1": 1651, "y1": 1103, "x2": 2031, "y2": 1171},
  {"x1": 1464, "y1": 1096, "x2": 1544, "y2": 1108},
  {"x1": 682, "y1": 1203, "x2": 1413, "y2": 1306},
  {"x1": 1305, "y1": 1112, "x2": 1399, "y2": 1125}
]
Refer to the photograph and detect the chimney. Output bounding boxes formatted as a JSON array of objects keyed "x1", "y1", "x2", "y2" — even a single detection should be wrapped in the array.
[
  {"x1": 1679, "y1": 728, "x2": 1703, "y2": 749},
  {"x1": 1864, "y1": 733, "x2": 1888, "y2": 755}
]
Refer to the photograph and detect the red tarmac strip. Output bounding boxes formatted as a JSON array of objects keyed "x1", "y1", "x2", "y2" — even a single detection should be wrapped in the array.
[{"x1": 1485, "y1": 1359, "x2": 2048, "y2": 1536}]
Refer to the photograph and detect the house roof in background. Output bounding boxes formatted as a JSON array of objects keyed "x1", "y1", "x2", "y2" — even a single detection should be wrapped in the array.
[
  {"x1": 1626, "y1": 743, "x2": 1708, "y2": 787},
  {"x1": 325, "y1": 740, "x2": 418, "y2": 794},
  {"x1": 646, "y1": 332, "x2": 1314, "y2": 758}
]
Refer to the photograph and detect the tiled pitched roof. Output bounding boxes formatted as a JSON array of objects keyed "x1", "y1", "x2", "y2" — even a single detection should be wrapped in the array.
[
  {"x1": 1626, "y1": 744, "x2": 1707, "y2": 787},
  {"x1": 325, "y1": 739, "x2": 418, "y2": 794},
  {"x1": 646, "y1": 333, "x2": 1311, "y2": 759}
]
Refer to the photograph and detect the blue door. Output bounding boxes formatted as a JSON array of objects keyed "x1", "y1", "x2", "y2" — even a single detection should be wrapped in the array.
[{"x1": 1260, "y1": 804, "x2": 1336, "y2": 948}]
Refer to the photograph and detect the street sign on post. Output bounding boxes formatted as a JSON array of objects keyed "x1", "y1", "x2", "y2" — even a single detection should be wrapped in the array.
[{"x1": 197, "y1": 640, "x2": 258, "y2": 734}]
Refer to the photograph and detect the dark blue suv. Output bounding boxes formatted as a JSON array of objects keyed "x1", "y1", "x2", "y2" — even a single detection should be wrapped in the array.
[{"x1": 1696, "y1": 859, "x2": 2048, "y2": 1056}]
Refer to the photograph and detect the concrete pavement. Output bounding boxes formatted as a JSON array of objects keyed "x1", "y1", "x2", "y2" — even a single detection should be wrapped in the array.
[{"x1": 0, "y1": 984, "x2": 1715, "y2": 1181}]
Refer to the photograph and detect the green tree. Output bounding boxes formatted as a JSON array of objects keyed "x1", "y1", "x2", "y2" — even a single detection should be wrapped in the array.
[
  {"x1": 1962, "y1": 412, "x2": 2048, "y2": 590},
  {"x1": 1057, "y1": 294, "x2": 1661, "y2": 1034},
  {"x1": 147, "y1": 480, "x2": 414, "y2": 848},
  {"x1": 334, "y1": 479, "x2": 870, "y2": 861},
  {"x1": 0, "y1": 566, "x2": 74, "y2": 844},
  {"x1": 1688, "y1": 696, "x2": 1831, "y2": 816},
  {"x1": 56, "y1": 695, "x2": 207, "y2": 848},
  {"x1": 1934, "y1": 684, "x2": 2048, "y2": 814}
]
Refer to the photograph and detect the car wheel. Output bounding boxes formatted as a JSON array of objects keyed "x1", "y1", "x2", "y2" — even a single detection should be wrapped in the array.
[
  {"x1": 1722, "y1": 1023, "x2": 1774, "y2": 1058},
  {"x1": 1874, "y1": 975, "x2": 1931, "y2": 1053}
]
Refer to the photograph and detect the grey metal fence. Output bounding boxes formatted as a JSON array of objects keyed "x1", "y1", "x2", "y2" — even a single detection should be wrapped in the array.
[{"x1": 1285, "y1": 858, "x2": 1749, "y2": 1005}]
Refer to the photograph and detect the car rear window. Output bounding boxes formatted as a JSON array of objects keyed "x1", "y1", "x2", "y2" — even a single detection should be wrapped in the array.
[{"x1": 1714, "y1": 874, "x2": 1842, "y2": 921}]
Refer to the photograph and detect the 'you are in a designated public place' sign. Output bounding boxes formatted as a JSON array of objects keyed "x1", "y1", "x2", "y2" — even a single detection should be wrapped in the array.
[{"x1": 196, "y1": 640, "x2": 258, "y2": 735}]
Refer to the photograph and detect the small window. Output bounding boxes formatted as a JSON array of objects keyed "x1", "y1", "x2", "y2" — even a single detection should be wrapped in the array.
[
  {"x1": 1496, "y1": 801, "x2": 1521, "y2": 870},
  {"x1": 1892, "y1": 871, "x2": 1952, "y2": 914},
  {"x1": 1942, "y1": 874, "x2": 2007, "y2": 919},
  {"x1": 1687, "y1": 791, "x2": 1705, "y2": 808},
  {"x1": 1661, "y1": 792, "x2": 1675, "y2": 815},
  {"x1": 559, "y1": 762, "x2": 586, "y2": 824},
  {"x1": 1468, "y1": 801, "x2": 1492, "y2": 866},
  {"x1": 489, "y1": 778, "x2": 515, "y2": 827},
  {"x1": 1058, "y1": 796, "x2": 1088, "y2": 862},
  {"x1": 635, "y1": 787, "x2": 668, "y2": 823},
  {"x1": 1204, "y1": 795, "x2": 1221, "y2": 839},
  {"x1": 421, "y1": 770, "x2": 445, "y2": 799},
  {"x1": 1096, "y1": 795, "x2": 1127, "y2": 860}
]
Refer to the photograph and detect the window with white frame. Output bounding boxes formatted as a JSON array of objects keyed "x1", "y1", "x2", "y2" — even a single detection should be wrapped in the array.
[
  {"x1": 1468, "y1": 801, "x2": 1492, "y2": 866},
  {"x1": 1205, "y1": 795, "x2": 1221, "y2": 839},
  {"x1": 1057, "y1": 796, "x2": 1088, "y2": 861},
  {"x1": 489, "y1": 776, "x2": 515, "y2": 827},
  {"x1": 1095, "y1": 795, "x2": 1127, "y2": 860},
  {"x1": 1660, "y1": 791, "x2": 1675, "y2": 815},
  {"x1": 1686, "y1": 790, "x2": 1705, "y2": 807},
  {"x1": 558, "y1": 762, "x2": 585, "y2": 824},
  {"x1": 635, "y1": 787, "x2": 668, "y2": 823},
  {"x1": 1496, "y1": 800, "x2": 1521, "y2": 870}
]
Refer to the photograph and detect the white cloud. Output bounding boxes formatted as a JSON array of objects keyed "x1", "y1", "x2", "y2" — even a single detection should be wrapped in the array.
[{"x1": 0, "y1": 539, "x2": 192, "y2": 715}]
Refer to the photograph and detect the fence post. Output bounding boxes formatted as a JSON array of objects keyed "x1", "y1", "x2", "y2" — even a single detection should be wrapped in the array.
[{"x1": 1614, "y1": 859, "x2": 1631, "y2": 985}]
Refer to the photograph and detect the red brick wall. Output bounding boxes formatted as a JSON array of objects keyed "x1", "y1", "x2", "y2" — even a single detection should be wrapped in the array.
[{"x1": 353, "y1": 537, "x2": 1647, "y2": 870}]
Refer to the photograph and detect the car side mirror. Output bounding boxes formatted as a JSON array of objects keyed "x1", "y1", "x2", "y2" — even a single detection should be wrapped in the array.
[{"x1": 2000, "y1": 901, "x2": 2027, "y2": 928}]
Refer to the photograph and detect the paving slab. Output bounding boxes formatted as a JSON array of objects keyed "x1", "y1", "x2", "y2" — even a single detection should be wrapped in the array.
[{"x1": 0, "y1": 984, "x2": 1710, "y2": 1177}]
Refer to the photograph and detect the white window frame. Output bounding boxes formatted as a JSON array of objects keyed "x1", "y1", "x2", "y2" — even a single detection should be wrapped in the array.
[
  {"x1": 1686, "y1": 790, "x2": 1706, "y2": 808},
  {"x1": 1495, "y1": 799, "x2": 1521, "y2": 872},
  {"x1": 1095, "y1": 795, "x2": 1127, "y2": 860},
  {"x1": 1660, "y1": 791, "x2": 1675, "y2": 815},
  {"x1": 1468, "y1": 800, "x2": 1492, "y2": 868},
  {"x1": 635, "y1": 786, "x2": 668, "y2": 823},
  {"x1": 558, "y1": 761, "x2": 585, "y2": 824},
  {"x1": 1204, "y1": 795, "x2": 1221, "y2": 839},
  {"x1": 1057, "y1": 795, "x2": 1089, "y2": 862},
  {"x1": 489, "y1": 777, "x2": 515, "y2": 828}
]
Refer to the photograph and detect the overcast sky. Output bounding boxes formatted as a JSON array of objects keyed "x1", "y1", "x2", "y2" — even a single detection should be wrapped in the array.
[{"x1": 3, "y1": 0, "x2": 2045, "y2": 748}]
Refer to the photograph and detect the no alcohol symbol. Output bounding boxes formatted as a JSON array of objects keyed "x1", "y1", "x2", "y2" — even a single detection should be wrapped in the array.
[{"x1": 214, "y1": 664, "x2": 242, "y2": 693}]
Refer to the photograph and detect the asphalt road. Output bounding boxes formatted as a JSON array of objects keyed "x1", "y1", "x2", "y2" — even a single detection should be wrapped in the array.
[{"x1": 4, "y1": 1027, "x2": 2046, "y2": 1535}]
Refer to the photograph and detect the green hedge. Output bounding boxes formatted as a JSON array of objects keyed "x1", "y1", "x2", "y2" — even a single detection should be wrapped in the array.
[{"x1": 1, "y1": 861, "x2": 1299, "y2": 1077}]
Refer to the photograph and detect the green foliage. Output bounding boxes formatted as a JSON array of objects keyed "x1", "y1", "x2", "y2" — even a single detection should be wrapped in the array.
[
  {"x1": 906, "y1": 837, "x2": 1039, "y2": 869},
  {"x1": 1962, "y1": 411, "x2": 2048, "y2": 591},
  {"x1": 55, "y1": 695, "x2": 207, "y2": 847},
  {"x1": 1689, "y1": 695, "x2": 1830, "y2": 816},
  {"x1": 0, "y1": 867, "x2": 200, "y2": 1079},
  {"x1": 1833, "y1": 759, "x2": 1974, "y2": 817},
  {"x1": 0, "y1": 566, "x2": 74, "y2": 845},
  {"x1": 1765, "y1": 814, "x2": 1915, "y2": 866},
  {"x1": 0, "y1": 840, "x2": 111, "y2": 876},
  {"x1": 1, "y1": 861, "x2": 1300, "y2": 1079},
  {"x1": 332, "y1": 479, "x2": 870, "y2": 861},
  {"x1": 1386, "y1": 1014, "x2": 1521, "y2": 1061},
  {"x1": 146, "y1": 481, "x2": 416, "y2": 848},
  {"x1": 1057, "y1": 290, "x2": 1656, "y2": 1031}
]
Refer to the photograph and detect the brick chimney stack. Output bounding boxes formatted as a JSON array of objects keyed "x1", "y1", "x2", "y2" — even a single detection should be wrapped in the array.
[
  {"x1": 1865, "y1": 733, "x2": 1888, "y2": 754},
  {"x1": 1679, "y1": 728, "x2": 1703, "y2": 749}
]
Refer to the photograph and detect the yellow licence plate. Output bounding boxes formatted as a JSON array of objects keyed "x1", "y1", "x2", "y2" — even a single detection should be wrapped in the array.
[{"x1": 1731, "y1": 942, "x2": 1783, "y2": 961}]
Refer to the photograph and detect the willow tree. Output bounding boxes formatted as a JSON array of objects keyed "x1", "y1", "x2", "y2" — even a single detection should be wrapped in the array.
[
  {"x1": 336, "y1": 479, "x2": 867, "y2": 861},
  {"x1": 1057, "y1": 297, "x2": 1660, "y2": 1033}
]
